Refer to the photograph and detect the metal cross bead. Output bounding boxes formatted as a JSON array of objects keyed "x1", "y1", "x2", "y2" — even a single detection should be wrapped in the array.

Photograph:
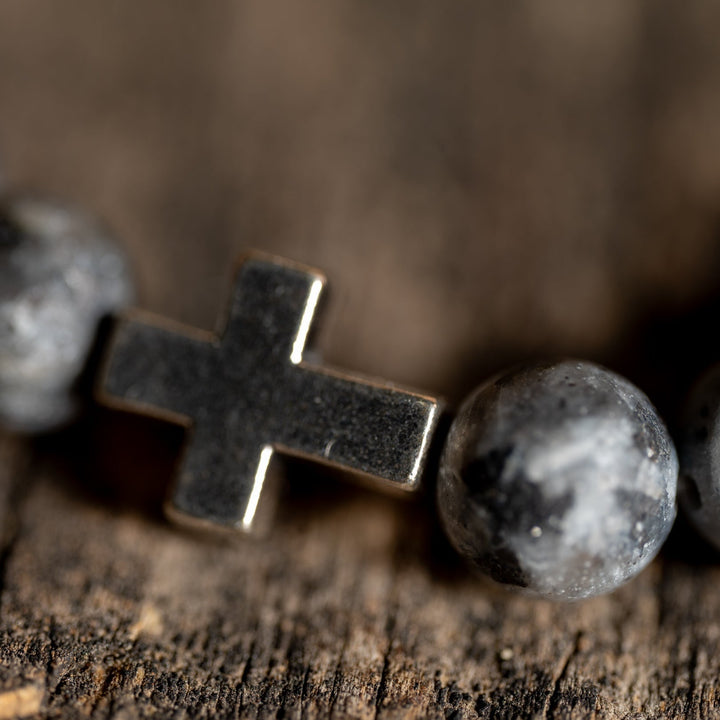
[{"x1": 99, "y1": 254, "x2": 442, "y2": 533}]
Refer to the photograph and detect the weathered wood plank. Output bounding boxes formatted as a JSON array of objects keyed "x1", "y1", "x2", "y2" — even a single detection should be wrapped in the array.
[{"x1": 0, "y1": 427, "x2": 718, "y2": 718}]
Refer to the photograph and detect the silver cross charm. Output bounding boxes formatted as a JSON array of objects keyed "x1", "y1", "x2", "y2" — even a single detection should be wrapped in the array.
[{"x1": 99, "y1": 254, "x2": 441, "y2": 533}]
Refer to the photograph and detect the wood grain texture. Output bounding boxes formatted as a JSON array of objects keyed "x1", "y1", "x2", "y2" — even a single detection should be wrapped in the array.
[
  {"x1": 0, "y1": 427, "x2": 718, "y2": 720},
  {"x1": 2, "y1": 2, "x2": 720, "y2": 717}
]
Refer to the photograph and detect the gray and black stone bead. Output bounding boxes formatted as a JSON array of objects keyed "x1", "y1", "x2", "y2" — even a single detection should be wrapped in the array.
[
  {"x1": 0, "y1": 195, "x2": 134, "y2": 433},
  {"x1": 437, "y1": 360, "x2": 678, "y2": 600},
  {"x1": 678, "y1": 364, "x2": 720, "y2": 550}
]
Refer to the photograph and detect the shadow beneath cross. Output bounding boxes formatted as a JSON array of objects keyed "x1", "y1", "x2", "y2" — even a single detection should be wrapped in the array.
[
  {"x1": 26, "y1": 386, "x2": 478, "y2": 590},
  {"x1": 32, "y1": 407, "x2": 182, "y2": 526}
]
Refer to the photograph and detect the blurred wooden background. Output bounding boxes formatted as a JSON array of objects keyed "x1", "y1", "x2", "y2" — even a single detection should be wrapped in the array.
[{"x1": 2, "y1": 2, "x2": 720, "y2": 717}]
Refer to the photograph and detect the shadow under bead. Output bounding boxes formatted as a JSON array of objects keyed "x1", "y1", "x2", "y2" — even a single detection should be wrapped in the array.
[
  {"x1": 678, "y1": 365, "x2": 720, "y2": 551},
  {"x1": 437, "y1": 360, "x2": 678, "y2": 600},
  {"x1": 0, "y1": 196, "x2": 134, "y2": 433},
  {"x1": 0, "y1": 209, "x2": 21, "y2": 247}
]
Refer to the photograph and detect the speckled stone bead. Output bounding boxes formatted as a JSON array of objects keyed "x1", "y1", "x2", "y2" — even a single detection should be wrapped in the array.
[
  {"x1": 678, "y1": 365, "x2": 720, "y2": 550},
  {"x1": 437, "y1": 360, "x2": 678, "y2": 600},
  {"x1": 0, "y1": 195, "x2": 134, "y2": 432}
]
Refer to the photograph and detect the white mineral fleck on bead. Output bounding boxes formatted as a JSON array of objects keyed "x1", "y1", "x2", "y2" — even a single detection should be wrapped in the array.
[{"x1": 0, "y1": 196, "x2": 134, "y2": 432}]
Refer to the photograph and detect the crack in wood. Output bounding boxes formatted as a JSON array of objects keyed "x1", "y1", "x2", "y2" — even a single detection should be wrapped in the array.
[{"x1": 545, "y1": 631, "x2": 583, "y2": 718}]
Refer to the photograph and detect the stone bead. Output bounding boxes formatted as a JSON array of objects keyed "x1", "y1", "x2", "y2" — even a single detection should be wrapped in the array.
[
  {"x1": 0, "y1": 195, "x2": 134, "y2": 432},
  {"x1": 437, "y1": 360, "x2": 678, "y2": 600},
  {"x1": 678, "y1": 365, "x2": 720, "y2": 550}
]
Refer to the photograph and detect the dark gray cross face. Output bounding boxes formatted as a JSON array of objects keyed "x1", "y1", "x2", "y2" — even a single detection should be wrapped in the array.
[{"x1": 100, "y1": 255, "x2": 441, "y2": 532}]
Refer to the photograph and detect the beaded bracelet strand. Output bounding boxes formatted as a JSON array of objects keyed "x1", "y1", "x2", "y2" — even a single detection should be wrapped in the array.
[{"x1": 0, "y1": 193, "x2": 689, "y2": 601}]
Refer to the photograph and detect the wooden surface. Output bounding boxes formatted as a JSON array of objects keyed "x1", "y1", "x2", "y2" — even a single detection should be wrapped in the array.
[{"x1": 3, "y1": 2, "x2": 720, "y2": 717}]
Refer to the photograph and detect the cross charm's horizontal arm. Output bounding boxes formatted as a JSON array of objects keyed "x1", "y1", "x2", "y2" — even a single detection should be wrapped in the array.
[
  {"x1": 282, "y1": 366, "x2": 439, "y2": 490},
  {"x1": 99, "y1": 314, "x2": 216, "y2": 425}
]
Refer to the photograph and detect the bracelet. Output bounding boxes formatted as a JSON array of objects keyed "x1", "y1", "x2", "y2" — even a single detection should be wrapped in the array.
[{"x1": 0, "y1": 193, "x2": 688, "y2": 602}]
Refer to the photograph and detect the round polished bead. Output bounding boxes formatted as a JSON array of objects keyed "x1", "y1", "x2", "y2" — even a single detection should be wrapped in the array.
[
  {"x1": 0, "y1": 195, "x2": 134, "y2": 432},
  {"x1": 437, "y1": 360, "x2": 678, "y2": 600},
  {"x1": 678, "y1": 365, "x2": 720, "y2": 550}
]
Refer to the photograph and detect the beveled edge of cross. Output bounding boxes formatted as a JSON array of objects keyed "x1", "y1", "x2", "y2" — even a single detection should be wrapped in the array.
[{"x1": 96, "y1": 250, "x2": 444, "y2": 534}]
